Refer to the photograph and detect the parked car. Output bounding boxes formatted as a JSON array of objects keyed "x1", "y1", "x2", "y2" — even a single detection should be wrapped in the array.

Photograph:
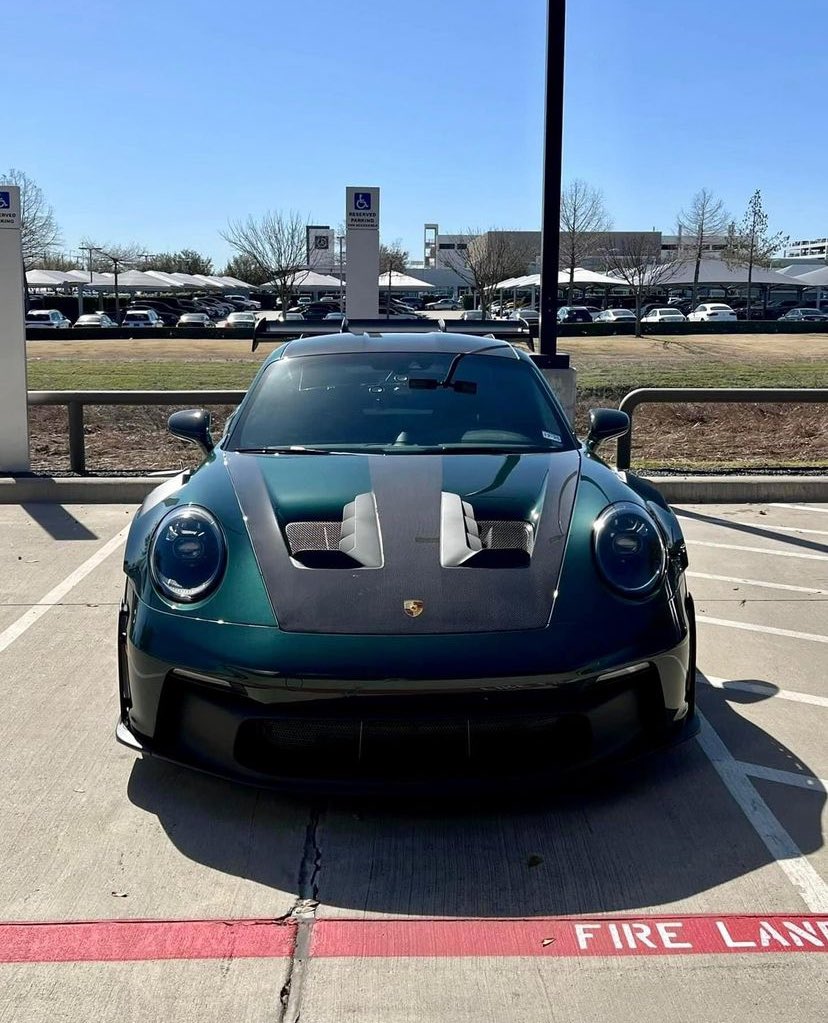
[
  {"x1": 26, "y1": 309, "x2": 71, "y2": 329},
  {"x1": 115, "y1": 331, "x2": 697, "y2": 789},
  {"x1": 225, "y1": 294, "x2": 261, "y2": 310},
  {"x1": 686, "y1": 303, "x2": 737, "y2": 322},
  {"x1": 778, "y1": 307, "x2": 828, "y2": 322},
  {"x1": 557, "y1": 306, "x2": 593, "y2": 324},
  {"x1": 641, "y1": 308, "x2": 687, "y2": 323},
  {"x1": 425, "y1": 297, "x2": 461, "y2": 310},
  {"x1": 127, "y1": 302, "x2": 178, "y2": 325},
  {"x1": 273, "y1": 311, "x2": 306, "y2": 322},
  {"x1": 216, "y1": 311, "x2": 257, "y2": 329},
  {"x1": 324, "y1": 312, "x2": 345, "y2": 321},
  {"x1": 507, "y1": 307, "x2": 540, "y2": 322},
  {"x1": 594, "y1": 309, "x2": 637, "y2": 323},
  {"x1": 74, "y1": 312, "x2": 117, "y2": 328},
  {"x1": 176, "y1": 313, "x2": 214, "y2": 328},
  {"x1": 122, "y1": 308, "x2": 163, "y2": 329},
  {"x1": 460, "y1": 309, "x2": 485, "y2": 320}
]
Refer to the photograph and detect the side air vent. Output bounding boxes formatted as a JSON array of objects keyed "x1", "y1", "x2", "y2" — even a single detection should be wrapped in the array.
[
  {"x1": 440, "y1": 492, "x2": 534, "y2": 568},
  {"x1": 285, "y1": 493, "x2": 383, "y2": 569}
]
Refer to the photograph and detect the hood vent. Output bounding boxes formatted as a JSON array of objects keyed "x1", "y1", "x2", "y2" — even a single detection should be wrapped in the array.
[
  {"x1": 440, "y1": 492, "x2": 534, "y2": 568},
  {"x1": 285, "y1": 492, "x2": 383, "y2": 569}
]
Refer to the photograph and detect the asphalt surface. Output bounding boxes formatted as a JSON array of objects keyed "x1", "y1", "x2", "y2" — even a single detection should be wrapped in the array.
[{"x1": 0, "y1": 501, "x2": 825, "y2": 1021}]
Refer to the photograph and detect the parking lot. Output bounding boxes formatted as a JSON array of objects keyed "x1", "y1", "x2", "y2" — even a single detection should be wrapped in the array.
[{"x1": 0, "y1": 500, "x2": 825, "y2": 1021}]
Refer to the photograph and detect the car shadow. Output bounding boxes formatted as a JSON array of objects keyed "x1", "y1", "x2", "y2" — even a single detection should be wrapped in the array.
[
  {"x1": 127, "y1": 677, "x2": 824, "y2": 916},
  {"x1": 675, "y1": 506, "x2": 828, "y2": 556}
]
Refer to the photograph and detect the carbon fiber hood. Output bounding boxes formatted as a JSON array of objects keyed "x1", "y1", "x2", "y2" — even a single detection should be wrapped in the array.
[{"x1": 226, "y1": 450, "x2": 581, "y2": 634}]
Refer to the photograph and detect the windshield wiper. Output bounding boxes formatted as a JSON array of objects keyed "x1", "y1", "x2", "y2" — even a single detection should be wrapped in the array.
[
  {"x1": 237, "y1": 446, "x2": 353, "y2": 455},
  {"x1": 427, "y1": 444, "x2": 558, "y2": 455}
]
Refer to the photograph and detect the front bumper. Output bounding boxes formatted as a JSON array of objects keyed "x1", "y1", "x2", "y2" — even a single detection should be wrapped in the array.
[{"x1": 117, "y1": 597, "x2": 695, "y2": 792}]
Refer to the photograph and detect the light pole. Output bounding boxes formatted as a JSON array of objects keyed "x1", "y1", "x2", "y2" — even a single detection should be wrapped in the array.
[{"x1": 538, "y1": 0, "x2": 567, "y2": 360}]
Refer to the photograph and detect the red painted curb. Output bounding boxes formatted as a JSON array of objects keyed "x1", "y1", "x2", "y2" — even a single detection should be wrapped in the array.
[
  {"x1": 312, "y1": 914, "x2": 828, "y2": 958},
  {"x1": 1, "y1": 914, "x2": 826, "y2": 964},
  {"x1": 0, "y1": 919, "x2": 296, "y2": 964}
]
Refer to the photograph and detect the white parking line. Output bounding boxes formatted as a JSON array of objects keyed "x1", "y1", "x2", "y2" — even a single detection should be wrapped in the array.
[
  {"x1": 769, "y1": 504, "x2": 828, "y2": 515},
  {"x1": 0, "y1": 526, "x2": 129, "y2": 656},
  {"x1": 697, "y1": 616, "x2": 828, "y2": 644},
  {"x1": 695, "y1": 711, "x2": 828, "y2": 912},
  {"x1": 687, "y1": 571, "x2": 828, "y2": 595},
  {"x1": 678, "y1": 518, "x2": 828, "y2": 537},
  {"x1": 699, "y1": 674, "x2": 828, "y2": 709},
  {"x1": 738, "y1": 762, "x2": 827, "y2": 793},
  {"x1": 688, "y1": 540, "x2": 828, "y2": 561}
]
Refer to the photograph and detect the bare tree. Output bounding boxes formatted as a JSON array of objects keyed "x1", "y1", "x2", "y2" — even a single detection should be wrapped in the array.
[
  {"x1": 39, "y1": 252, "x2": 82, "y2": 271},
  {"x1": 0, "y1": 168, "x2": 61, "y2": 267},
  {"x1": 677, "y1": 188, "x2": 730, "y2": 307},
  {"x1": 445, "y1": 229, "x2": 536, "y2": 316},
  {"x1": 222, "y1": 211, "x2": 308, "y2": 313},
  {"x1": 724, "y1": 190, "x2": 787, "y2": 318},
  {"x1": 221, "y1": 253, "x2": 271, "y2": 287},
  {"x1": 602, "y1": 234, "x2": 684, "y2": 336},
  {"x1": 379, "y1": 239, "x2": 410, "y2": 316},
  {"x1": 379, "y1": 239, "x2": 409, "y2": 274},
  {"x1": 559, "y1": 180, "x2": 612, "y2": 301},
  {"x1": 79, "y1": 238, "x2": 147, "y2": 273}
]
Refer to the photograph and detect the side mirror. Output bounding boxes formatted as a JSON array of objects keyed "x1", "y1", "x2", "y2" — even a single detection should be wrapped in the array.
[
  {"x1": 585, "y1": 408, "x2": 630, "y2": 453},
  {"x1": 168, "y1": 409, "x2": 214, "y2": 457}
]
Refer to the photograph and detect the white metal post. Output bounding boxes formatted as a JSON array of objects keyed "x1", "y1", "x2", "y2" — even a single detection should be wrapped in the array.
[
  {"x1": 0, "y1": 186, "x2": 30, "y2": 471},
  {"x1": 345, "y1": 187, "x2": 379, "y2": 319}
]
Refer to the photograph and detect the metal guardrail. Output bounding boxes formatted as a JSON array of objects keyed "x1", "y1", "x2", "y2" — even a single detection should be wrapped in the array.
[
  {"x1": 28, "y1": 385, "x2": 828, "y2": 476},
  {"x1": 616, "y1": 387, "x2": 828, "y2": 470},
  {"x1": 29, "y1": 390, "x2": 246, "y2": 475}
]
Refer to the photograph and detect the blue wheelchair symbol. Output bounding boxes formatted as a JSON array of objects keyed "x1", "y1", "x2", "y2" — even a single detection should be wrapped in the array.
[
  {"x1": 0, "y1": 192, "x2": 10, "y2": 210},
  {"x1": 354, "y1": 192, "x2": 372, "y2": 211}
]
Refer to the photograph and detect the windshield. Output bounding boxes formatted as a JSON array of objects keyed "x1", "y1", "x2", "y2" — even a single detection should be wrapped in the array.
[{"x1": 228, "y1": 351, "x2": 574, "y2": 454}]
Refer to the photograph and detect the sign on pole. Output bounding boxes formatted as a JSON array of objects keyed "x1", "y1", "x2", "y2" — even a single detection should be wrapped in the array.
[
  {"x1": 0, "y1": 185, "x2": 30, "y2": 471},
  {"x1": 345, "y1": 187, "x2": 380, "y2": 318}
]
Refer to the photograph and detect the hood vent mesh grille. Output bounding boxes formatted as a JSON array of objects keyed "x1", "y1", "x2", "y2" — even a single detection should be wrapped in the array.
[{"x1": 286, "y1": 520, "x2": 532, "y2": 555}]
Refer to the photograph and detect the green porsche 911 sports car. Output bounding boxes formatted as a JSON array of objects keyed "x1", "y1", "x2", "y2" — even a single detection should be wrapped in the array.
[{"x1": 117, "y1": 331, "x2": 697, "y2": 789}]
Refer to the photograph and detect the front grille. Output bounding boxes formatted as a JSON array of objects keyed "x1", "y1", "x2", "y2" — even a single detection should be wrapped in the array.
[{"x1": 231, "y1": 674, "x2": 662, "y2": 779}]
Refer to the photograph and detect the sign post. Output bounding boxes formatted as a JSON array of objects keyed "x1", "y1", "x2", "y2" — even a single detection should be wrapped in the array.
[
  {"x1": 0, "y1": 186, "x2": 30, "y2": 471},
  {"x1": 345, "y1": 187, "x2": 380, "y2": 319}
]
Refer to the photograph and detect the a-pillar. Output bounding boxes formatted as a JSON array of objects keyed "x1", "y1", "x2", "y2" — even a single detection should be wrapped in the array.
[{"x1": 0, "y1": 186, "x2": 30, "y2": 471}]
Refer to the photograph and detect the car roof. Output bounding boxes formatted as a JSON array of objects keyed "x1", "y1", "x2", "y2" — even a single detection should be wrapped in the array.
[{"x1": 273, "y1": 331, "x2": 520, "y2": 364}]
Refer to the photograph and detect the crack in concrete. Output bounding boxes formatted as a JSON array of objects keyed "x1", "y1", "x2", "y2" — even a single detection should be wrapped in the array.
[{"x1": 276, "y1": 803, "x2": 323, "y2": 1023}]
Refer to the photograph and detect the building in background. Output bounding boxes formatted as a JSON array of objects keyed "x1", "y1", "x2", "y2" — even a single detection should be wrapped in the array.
[{"x1": 784, "y1": 237, "x2": 828, "y2": 260}]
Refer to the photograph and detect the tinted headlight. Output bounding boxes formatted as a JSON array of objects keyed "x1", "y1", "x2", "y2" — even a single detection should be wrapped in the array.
[
  {"x1": 593, "y1": 501, "x2": 666, "y2": 597},
  {"x1": 149, "y1": 507, "x2": 226, "y2": 603}
]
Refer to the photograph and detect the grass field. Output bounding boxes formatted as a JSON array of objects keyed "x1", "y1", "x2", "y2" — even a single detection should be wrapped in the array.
[{"x1": 24, "y1": 335, "x2": 828, "y2": 473}]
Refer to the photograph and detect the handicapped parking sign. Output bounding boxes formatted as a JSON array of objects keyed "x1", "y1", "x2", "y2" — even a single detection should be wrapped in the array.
[
  {"x1": 346, "y1": 186, "x2": 379, "y2": 230},
  {"x1": 0, "y1": 192, "x2": 10, "y2": 209},
  {"x1": 354, "y1": 192, "x2": 372, "y2": 211}
]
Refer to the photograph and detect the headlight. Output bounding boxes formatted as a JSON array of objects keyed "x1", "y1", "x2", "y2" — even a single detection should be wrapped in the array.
[
  {"x1": 593, "y1": 501, "x2": 666, "y2": 597},
  {"x1": 149, "y1": 507, "x2": 226, "y2": 603}
]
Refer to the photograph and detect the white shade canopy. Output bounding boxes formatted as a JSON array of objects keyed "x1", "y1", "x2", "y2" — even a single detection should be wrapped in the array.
[
  {"x1": 790, "y1": 266, "x2": 828, "y2": 287},
  {"x1": 265, "y1": 269, "x2": 343, "y2": 290},
  {"x1": 26, "y1": 269, "x2": 78, "y2": 286},
  {"x1": 495, "y1": 268, "x2": 619, "y2": 289},
  {"x1": 626, "y1": 259, "x2": 807, "y2": 287},
  {"x1": 378, "y1": 271, "x2": 435, "y2": 289},
  {"x1": 63, "y1": 269, "x2": 119, "y2": 286}
]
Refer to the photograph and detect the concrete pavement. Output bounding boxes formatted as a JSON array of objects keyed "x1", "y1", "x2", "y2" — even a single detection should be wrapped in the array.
[{"x1": 0, "y1": 501, "x2": 825, "y2": 1021}]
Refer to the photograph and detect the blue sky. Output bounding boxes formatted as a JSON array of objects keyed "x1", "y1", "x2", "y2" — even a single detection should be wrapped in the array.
[{"x1": 4, "y1": 0, "x2": 824, "y2": 266}]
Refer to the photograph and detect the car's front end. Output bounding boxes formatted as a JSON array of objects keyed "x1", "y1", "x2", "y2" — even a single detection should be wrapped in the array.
[{"x1": 116, "y1": 334, "x2": 695, "y2": 791}]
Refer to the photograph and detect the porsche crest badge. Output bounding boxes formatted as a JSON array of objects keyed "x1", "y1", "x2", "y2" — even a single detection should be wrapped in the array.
[{"x1": 403, "y1": 599, "x2": 425, "y2": 618}]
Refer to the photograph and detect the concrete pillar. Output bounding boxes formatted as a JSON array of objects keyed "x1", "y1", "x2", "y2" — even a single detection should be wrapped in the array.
[
  {"x1": 345, "y1": 187, "x2": 379, "y2": 319},
  {"x1": 0, "y1": 186, "x2": 30, "y2": 471}
]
